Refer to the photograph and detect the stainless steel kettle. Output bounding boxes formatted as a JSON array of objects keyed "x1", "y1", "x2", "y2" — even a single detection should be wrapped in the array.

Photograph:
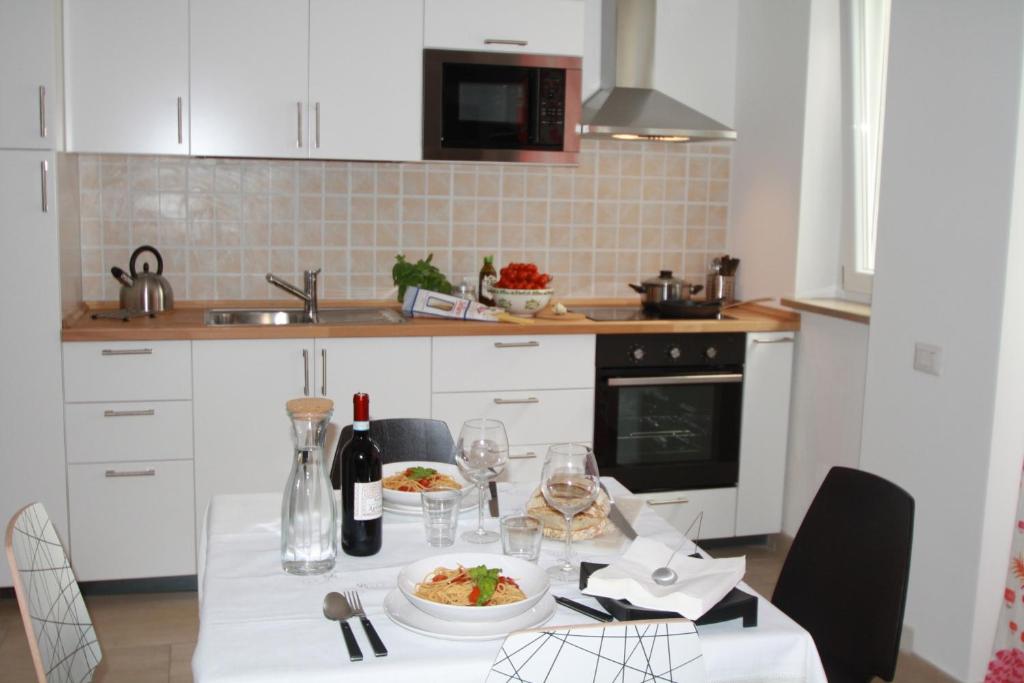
[{"x1": 111, "y1": 245, "x2": 174, "y2": 313}]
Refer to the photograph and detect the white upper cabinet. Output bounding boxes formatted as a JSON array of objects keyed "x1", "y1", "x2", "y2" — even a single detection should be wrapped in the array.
[
  {"x1": 64, "y1": 0, "x2": 189, "y2": 155},
  {"x1": 190, "y1": 0, "x2": 310, "y2": 158},
  {"x1": 424, "y1": 0, "x2": 584, "y2": 56},
  {"x1": 309, "y1": 0, "x2": 423, "y2": 161},
  {"x1": 0, "y1": 0, "x2": 55, "y2": 150}
]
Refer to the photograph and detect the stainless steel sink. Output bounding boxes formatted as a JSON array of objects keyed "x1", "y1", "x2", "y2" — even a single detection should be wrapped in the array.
[{"x1": 204, "y1": 307, "x2": 405, "y2": 326}]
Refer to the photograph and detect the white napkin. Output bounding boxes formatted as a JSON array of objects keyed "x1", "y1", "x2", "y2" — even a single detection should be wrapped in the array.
[{"x1": 583, "y1": 537, "x2": 745, "y2": 620}]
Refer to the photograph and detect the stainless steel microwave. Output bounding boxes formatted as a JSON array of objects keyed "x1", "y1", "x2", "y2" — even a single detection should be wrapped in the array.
[{"x1": 423, "y1": 49, "x2": 582, "y2": 164}]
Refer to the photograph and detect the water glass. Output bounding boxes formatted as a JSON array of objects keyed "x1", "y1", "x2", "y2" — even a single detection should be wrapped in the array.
[
  {"x1": 420, "y1": 488, "x2": 461, "y2": 547},
  {"x1": 500, "y1": 514, "x2": 544, "y2": 562}
]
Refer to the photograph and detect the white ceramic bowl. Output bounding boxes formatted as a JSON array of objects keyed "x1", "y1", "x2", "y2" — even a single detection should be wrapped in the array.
[
  {"x1": 490, "y1": 287, "x2": 554, "y2": 316},
  {"x1": 382, "y1": 461, "x2": 469, "y2": 507},
  {"x1": 397, "y1": 552, "x2": 549, "y2": 622}
]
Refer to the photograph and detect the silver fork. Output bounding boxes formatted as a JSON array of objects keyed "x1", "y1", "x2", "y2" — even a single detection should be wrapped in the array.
[{"x1": 345, "y1": 591, "x2": 388, "y2": 657}]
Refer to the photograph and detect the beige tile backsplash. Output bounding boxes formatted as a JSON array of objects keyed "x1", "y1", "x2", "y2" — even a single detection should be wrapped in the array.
[{"x1": 78, "y1": 140, "x2": 731, "y2": 302}]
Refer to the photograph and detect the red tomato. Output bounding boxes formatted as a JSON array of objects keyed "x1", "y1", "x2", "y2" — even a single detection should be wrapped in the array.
[{"x1": 468, "y1": 587, "x2": 481, "y2": 604}]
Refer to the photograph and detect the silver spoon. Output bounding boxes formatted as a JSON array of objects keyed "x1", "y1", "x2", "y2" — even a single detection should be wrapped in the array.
[
  {"x1": 323, "y1": 592, "x2": 363, "y2": 661},
  {"x1": 651, "y1": 512, "x2": 704, "y2": 586}
]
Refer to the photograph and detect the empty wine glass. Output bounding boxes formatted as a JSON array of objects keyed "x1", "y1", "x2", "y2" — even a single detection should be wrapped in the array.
[
  {"x1": 454, "y1": 418, "x2": 509, "y2": 543},
  {"x1": 540, "y1": 443, "x2": 600, "y2": 581}
]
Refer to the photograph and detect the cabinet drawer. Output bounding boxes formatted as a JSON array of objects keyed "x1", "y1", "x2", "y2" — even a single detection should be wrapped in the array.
[
  {"x1": 63, "y1": 341, "x2": 192, "y2": 402},
  {"x1": 432, "y1": 335, "x2": 594, "y2": 392},
  {"x1": 65, "y1": 401, "x2": 193, "y2": 464},
  {"x1": 639, "y1": 488, "x2": 737, "y2": 540},
  {"x1": 424, "y1": 0, "x2": 584, "y2": 56},
  {"x1": 432, "y1": 389, "x2": 593, "y2": 447},
  {"x1": 68, "y1": 459, "x2": 195, "y2": 581}
]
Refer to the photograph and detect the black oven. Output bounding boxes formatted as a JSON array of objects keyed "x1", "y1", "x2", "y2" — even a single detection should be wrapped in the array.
[
  {"x1": 423, "y1": 49, "x2": 581, "y2": 163},
  {"x1": 593, "y1": 334, "x2": 745, "y2": 493}
]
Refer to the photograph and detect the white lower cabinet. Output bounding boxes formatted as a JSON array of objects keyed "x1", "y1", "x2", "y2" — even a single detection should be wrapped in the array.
[
  {"x1": 431, "y1": 389, "x2": 594, "y2": 448},
  {"x1": 68, "y1": 460, "x2": 196, "y2": 581},
  {"x1": 65, "y1": 401, "x2": 194, "y2": 464},
  {"x1": 639, "y1": 488, "x2": 737, "y2": 541}
]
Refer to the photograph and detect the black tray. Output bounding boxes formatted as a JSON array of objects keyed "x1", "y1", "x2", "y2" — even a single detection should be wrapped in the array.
[{"x1": 579, "y1": 561, "x2": 758, "y2": 627}]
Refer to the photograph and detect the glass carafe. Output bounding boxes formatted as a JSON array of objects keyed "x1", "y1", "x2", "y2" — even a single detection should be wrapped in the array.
[{"x1": 281, "y1": 398, "x2": 337, "y2": 575}]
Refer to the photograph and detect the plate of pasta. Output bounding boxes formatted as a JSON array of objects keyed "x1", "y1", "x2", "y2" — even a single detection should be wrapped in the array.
[
  {"x1": 382, "y1": 461, "x2": 470, "y2": 509},
  {"x1": 397, "y1": 553, "x2": 550, "y2": 623}
]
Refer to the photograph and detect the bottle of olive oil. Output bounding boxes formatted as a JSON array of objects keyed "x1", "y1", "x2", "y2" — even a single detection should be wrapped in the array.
[{"x1": 478, "y1": 255, "x2": 497, "y2": 306}]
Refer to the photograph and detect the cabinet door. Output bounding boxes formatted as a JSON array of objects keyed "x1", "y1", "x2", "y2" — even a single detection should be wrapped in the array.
[
  {"x1": 68, "y1": 460, "x2": 195, "y2": 581},
  {"x1": 191, "y1": 0, "x2": 309, "y2": 158},
  {"x1": 309, "y1": 0, "x2": 423, "y2": 161},
  {"x1": 431, "y1": 389, "x2": 594, "y2": 447},
  {"x1": 193, "y1": 339, "x2": 314, "y2": 536},
  {"x1": 735, "y1": 332, "x2": 796, "y2": 536},
  {"x1": 0, "y1": 151, "x2": 64, "y2": 586},
  {"x1": 64, "y1": 0, "x2": 189, "y2": 155},
  {"x1": 424, "y1": 0, "x2": 584, "y2": 56},
  {"x1": 316, "y1": 337, "x2": 432, "y2": 456},
  {"x1": 640, "y1": 488, "x2": 737, "y2": 541},
  {"x1": 0, "y1": 0, "x2": 55, "y2": 149}
]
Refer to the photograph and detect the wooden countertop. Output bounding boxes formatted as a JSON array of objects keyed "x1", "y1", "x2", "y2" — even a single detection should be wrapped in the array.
[{"x1": 61, "y1": 299, "x2": 800, "y2": 342}]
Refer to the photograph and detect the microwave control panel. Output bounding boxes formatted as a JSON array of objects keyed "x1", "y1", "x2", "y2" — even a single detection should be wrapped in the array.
[{"x1": 537, "y1": 69, "x2": 566, "y2": 146}]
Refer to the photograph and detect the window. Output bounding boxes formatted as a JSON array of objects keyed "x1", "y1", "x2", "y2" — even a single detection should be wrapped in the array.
[{"x1": 843, "y1": 0, "x2": 891, "y2": 296}]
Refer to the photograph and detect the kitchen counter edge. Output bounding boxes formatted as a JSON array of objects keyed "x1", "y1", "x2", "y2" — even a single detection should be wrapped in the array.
[{"x1": 61, "y1": 301, "x2": 800, "y2": 342}]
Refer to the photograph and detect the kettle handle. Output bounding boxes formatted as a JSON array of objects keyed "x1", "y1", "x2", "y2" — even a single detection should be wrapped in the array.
[
  {"x1": 110, "y1": 266, "x2": 133, "y2": 288},
  {"x1": 129, "y1": 245, "x2": 164, "y2": 277}
]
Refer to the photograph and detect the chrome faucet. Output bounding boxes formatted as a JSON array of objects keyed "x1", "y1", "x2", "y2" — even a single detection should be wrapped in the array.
[{"x1": 266, "y1": 269, "x2": 320, "y2": 323}]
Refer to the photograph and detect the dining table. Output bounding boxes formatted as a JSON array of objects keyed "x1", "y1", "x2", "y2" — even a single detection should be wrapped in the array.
[{"x1": 191, "y1": 478, "x2": 827, "y2": 683}]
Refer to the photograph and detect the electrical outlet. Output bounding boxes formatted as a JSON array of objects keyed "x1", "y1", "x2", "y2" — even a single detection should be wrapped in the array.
[{"x1": 913, "y1": 343, "x2": 941, "y2": 376}]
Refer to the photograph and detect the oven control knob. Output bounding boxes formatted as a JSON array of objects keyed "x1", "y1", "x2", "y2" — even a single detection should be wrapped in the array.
[
  {"x1": 668, "y1": 346, "x2": 682, "y2": 360},
  {"x1": 628, "y1": 345, "x2": 645, "y2": 362},
  {"x1": 705, "y1": 346, "x2": 718, "y2": 360}
]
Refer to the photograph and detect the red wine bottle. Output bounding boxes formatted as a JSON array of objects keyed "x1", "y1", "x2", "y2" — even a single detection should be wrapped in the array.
[{"x1": 340, "y1": 392, "x2": 382, "y2": 556}]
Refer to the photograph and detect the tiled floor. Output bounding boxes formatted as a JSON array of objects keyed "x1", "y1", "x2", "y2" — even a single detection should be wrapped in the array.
[{"x1": 0, "y1": 536, "x2": 957, "y2": 682}]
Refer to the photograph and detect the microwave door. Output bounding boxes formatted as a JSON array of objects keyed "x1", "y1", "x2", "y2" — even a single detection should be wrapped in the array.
[{"x1": 442, "y1": 64, "x2": 532, "y2": 148}]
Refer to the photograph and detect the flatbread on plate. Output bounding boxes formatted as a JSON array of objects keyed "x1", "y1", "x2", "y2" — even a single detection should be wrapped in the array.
[{"x1": 526, "y1": 487, "x2": 611, "y2": 540}]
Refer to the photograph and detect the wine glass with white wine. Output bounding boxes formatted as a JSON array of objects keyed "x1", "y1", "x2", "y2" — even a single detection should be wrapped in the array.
[
  {"x1": 540, "y1": 443, "x2": 600, "y2": 581},
  {"x1": 454, "y1": 418, "x2": 509, "y2": 543}
]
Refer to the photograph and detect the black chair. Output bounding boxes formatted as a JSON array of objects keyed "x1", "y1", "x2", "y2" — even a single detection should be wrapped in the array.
[
  {"x1": 771, "y1": 466, "x2": 914, "y2": 683},
  {"x1": 329, "y1": 418, "x2": 454, "y2": 489}
]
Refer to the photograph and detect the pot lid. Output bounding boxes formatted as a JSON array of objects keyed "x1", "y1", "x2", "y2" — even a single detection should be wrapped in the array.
[{"x1": 640, "y1": 269, "x2": 685, "y2": 286}]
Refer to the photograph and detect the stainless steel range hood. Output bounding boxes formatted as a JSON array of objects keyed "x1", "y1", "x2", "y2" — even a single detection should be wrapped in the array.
[{"x1": 580, "y1": 0, "x2": 736, "y2": 143}]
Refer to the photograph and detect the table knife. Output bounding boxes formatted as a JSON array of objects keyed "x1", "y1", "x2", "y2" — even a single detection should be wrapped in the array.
[
  {"x1": 488, "y1": 480, "x2": 500, "y2": 517},
  {"x1": 554, "y1": 596, "x2": 614, "y2": 622},
  {"x1": 599, "y1": 482, "x2": 638, "y2": 540}
]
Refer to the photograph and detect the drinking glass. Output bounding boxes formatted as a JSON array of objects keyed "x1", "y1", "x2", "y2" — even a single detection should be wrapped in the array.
[
  {"x1": 540, "y1": 443, "x2": 600, "y2": 581},
  {"x1": 454, "y1": 418, "x2": 509, "y2": 543},
  {"x1": 420, "y1": 488, "x2": 461, "y2": 547},
  {"x1": 500, "y1": 514, "x2": 544, "y2": 562}
]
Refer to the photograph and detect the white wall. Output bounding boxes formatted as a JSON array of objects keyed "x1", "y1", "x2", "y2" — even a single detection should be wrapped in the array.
[
  {"x1": 729, "y1": 0, "x2": 811, "y2": 301},
  {"x1": 859, "y1": 1, "x2": 1024, "y2": 679},
  {"x1": 782, "y1": 312, "x2": 867, "y2": 535}
]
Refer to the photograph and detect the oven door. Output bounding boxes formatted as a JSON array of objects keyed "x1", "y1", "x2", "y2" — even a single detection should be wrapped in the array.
[{"x1": 593, "y1": 367, "x2": 742, "y2": 493}]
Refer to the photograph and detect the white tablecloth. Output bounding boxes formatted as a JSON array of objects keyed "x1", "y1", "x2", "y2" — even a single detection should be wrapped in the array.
[{"x1": 192, "y1": 480, "x2": 826, "y2": 683}]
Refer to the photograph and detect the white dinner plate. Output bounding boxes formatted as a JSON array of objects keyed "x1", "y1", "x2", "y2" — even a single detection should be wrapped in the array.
[
  {"x1": 383, "y1": 589, "x2": 556, "y2": 641},
  {"x1": 382, "y1": 494, "x2": 477, "y2": 516}
]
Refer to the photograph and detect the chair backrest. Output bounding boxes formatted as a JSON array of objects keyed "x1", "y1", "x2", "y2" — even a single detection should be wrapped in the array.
[
  {"x1": 330, "y1": 418, "x2": 454, "y2": 489},
  {"x1": 5, "y1": 503, "x2": 102, "y2": 683},
  {"x1": 771, "y1": 466, "x2": 914, "y2": 682}
]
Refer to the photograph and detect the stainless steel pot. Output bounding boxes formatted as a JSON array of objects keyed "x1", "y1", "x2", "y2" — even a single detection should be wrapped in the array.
[
  {"x1": 111, "y1": 245, "x2": 174, "y2": 313},
  {"x1": 628, "y1": 270, "x2": 703, "y2": 309}
]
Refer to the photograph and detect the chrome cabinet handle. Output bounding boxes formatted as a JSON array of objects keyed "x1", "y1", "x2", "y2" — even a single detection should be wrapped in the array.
[
  {"x1": 105, "y1": 468, "x2": 156, "y2": 478},
  {"x1": 484, "y1": 38, "x2": 528, "y2": 46},
  {"x1": 101, "y1": 348, "x2": 153, "y2": 356},
  {"x1": 752, "y1": 337, "x2": 795, "y2": 344},
  {"x1": 315, "y1": 102, "x2": 320, "y2": 149},
  {"x1": 508, "y1": 451, "x2": 537, "y2": 460},
  {"x1": 493, "y1": 341, "x2": 539, "y2": 349},
  {"x1": 321, "y1": 348, "x2": 327, "y2": 396},
  {"x1": 493, "y1": 397, "x2": 539, "y2": 405},
  {"x1": 609, "y1": 373, "x2": 743, "y2": 387},
  {"x1": 647, "y1": 497, "x2": 689, "y2": 506},
  {"x1": 38, "y1": 86, "x2": 46, "y2": 138},
  {"x1": 177, "y1": 96, "x2": 184, "y2": 144},
  {"x1": 303, "y1": 349, "x2": 310, "y2": 396},
  {"x1": 104, "y1": 409, "x2": 155, "y2": 418},
  {"x1": 40, "y1": 160, "x2": 48, "y2": 212},
  {"x1": 297, "y1": 101, "x2": 303, "y2": 148}
]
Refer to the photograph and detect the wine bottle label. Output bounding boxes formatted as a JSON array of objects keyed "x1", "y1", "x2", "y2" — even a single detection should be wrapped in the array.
[
  {"x1": 353, "y1": 420, "x2": 369, "y2": 431},
  {"x1": 353, "y1": 480, "x2": 382, "y2": 521}
]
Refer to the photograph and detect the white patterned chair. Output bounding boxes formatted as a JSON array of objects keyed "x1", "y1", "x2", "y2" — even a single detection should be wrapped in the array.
[{"x1": 5, "y1": 503, "x2": 102, "y2": 683}]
